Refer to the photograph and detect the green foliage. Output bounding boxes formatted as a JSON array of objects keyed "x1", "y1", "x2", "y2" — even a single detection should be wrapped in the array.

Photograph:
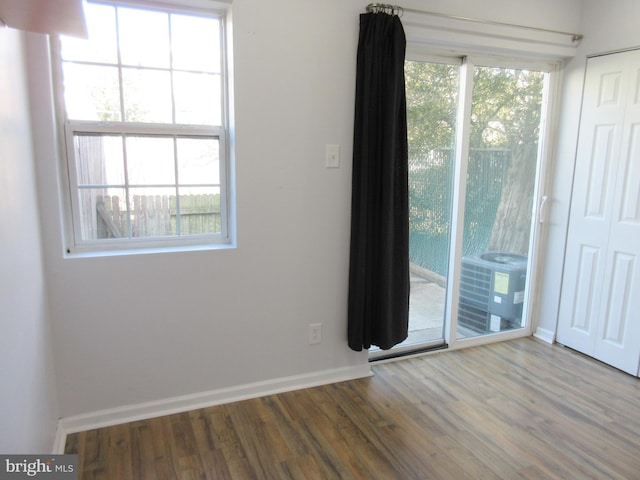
[
  {"x1": 405, "y1": 62, "x2": 458, "y2": 151},
  {"x1": 470, "y1": 67, "x2": 544, "y2": 149},
  {"x1": 405, "y1": 62, "x2": 544, "y2": 152}
]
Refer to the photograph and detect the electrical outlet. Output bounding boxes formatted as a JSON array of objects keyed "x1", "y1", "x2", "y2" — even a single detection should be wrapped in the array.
[{"x1": 309, "y1": 323, "x2": 322, "y2": 344}]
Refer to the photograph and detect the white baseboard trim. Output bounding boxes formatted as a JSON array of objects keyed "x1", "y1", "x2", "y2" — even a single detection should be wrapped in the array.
[
  {"x1": 54, "y1": 364, "x2": 372, "y2": 453},
  {"x1": 52, "y1": 421, "x2": 67, "y2": 454},
  {"x1": 533, "y1": 327, "x2": 555, "y2": 344}
]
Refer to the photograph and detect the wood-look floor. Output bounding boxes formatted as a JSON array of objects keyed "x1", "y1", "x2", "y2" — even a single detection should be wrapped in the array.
[{"x1": 65, "y1": 338, "x2": 640, "y2": 479}]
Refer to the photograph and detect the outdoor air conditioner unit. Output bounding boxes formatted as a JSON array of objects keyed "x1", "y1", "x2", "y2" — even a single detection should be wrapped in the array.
[{"x1": 458, "y1": 252, "x2": 527, "y2": 333}]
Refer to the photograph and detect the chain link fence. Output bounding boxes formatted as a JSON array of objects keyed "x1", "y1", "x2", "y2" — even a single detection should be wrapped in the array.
[{"x1": 409, "y1": 148, "x2": 510, "y2": 277}]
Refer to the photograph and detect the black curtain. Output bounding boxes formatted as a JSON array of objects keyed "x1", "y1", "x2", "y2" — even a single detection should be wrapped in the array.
[{"x1": 348, "y1": 12, "x2": 409, "y2": 351}]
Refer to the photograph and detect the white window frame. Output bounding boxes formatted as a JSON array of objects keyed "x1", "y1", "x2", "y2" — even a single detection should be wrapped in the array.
[{"x1": 51, "y1": 0, "x2": 234, "y2": 255}]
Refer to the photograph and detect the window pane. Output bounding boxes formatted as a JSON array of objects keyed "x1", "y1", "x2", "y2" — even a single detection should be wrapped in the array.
[
  {"x1": 175, "y1": 187, "x2": 221, "y2": 235},
  {"x1": 177, "y1": 138, "x2": 220, "y2": 184},
  {"x1": 130, "y1": 187, "x2": 176, "y2": 237},
  {"x1": 404, "y1": 60, "x2": 458, "y2": 349},
  {"x1": 126, "y1": 137, "x2": 175, "y2": 185},
  {"x1": 61, "y1": 3, "x2": 117, "y2": 63},
  {"x1": 122, "y1": 68, "x2": 172, "y2": 123},
  {"x1": 118, "y1": 8, "x2": 170, "y2": 68},
  {"x1": 60, "y1": 1, "x2": 228, "y2": 249},
  {"x1": 171, "y1": 14, "x2": 220, "y2": 72},
  {"x1": 75, "y1": 135, "x2": 124, "y2": 186},
  {"x1": 173, "y1": 72, "x2": 221, "y2": 125},
  {"x1": 63, "y1": 64, "x2": 121, "y2": 121},
  {"x1": 457, "y1": 66, "x2": 544, "y2": 339},
  {"x1": 78, "y1": 188, "x2": 129, "y2": 240}
]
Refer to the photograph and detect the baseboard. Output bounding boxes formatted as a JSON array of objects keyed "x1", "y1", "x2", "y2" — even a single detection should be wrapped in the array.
[
  {"x1": 52, "y1": 421, "x2": 67, "y2": 454},
  {"x1": 533, "y1": 327, "x2": 555, "y2": 344},
  {"x1": 54, "y1": 364, "x2": 372, "y2": 452}
]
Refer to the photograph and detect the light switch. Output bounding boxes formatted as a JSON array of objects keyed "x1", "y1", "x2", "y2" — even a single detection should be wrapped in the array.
[{"x1": 326, "y1": 144, "x2": 340, "y2": 168}]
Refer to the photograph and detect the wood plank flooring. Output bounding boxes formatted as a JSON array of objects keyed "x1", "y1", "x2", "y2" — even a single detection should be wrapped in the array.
[{"x1": 65, "y1": 338, "x2": 640, "y2": 479}]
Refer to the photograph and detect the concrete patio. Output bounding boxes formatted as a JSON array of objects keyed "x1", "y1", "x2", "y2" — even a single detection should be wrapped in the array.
[{"x1": 403, "y1": 271, "x2": 447, "y2": 346}]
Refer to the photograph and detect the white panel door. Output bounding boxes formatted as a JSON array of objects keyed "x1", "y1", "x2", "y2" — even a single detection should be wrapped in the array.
[
  {"x1": 557, "y1": 50, "x2": 640, "y2": 376},
  {"x1": 593, "y1": 60, "x2": 640, "y2": 373}
]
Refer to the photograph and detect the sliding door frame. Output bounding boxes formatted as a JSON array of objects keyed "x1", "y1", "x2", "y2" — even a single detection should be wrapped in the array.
[
  {"x1": 448, "y1": 54, "x2": 560, "y2": 351},
  {"x1": 373, "y1": 50, "x2": 562, "y2": 359}
]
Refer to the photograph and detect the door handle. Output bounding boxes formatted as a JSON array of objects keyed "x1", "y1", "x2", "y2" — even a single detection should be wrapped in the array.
[{"x1": 538, "y1": 195, "x2": 549, "y2": 224}]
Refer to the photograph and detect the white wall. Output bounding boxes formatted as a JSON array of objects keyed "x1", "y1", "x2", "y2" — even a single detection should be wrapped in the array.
[
  {"x1": 536, "y1": 0, "x2": 640, "y2": 339},
  {"x1": 28, "y1": 0, "x2": 584, "y2": 420},
  {"x1": 400, "y1": 0, "x2": 582, "y2": 33},
  {"x1": 0, "y1": 28, "x2": 60, "y2": 453}
]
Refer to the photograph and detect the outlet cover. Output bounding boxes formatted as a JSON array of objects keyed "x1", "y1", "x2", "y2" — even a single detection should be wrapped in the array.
[{"x1": 309, "y1": 323, "x2": 322, "y2": 344}]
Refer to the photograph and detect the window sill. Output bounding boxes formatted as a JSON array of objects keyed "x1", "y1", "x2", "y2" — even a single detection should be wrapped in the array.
[{"x1": 64, "y1": 241, "x2": 236, "y2": 259}]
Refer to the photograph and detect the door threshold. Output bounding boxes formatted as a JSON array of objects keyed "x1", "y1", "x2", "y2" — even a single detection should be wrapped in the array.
[{"x1": 369, "y1": 341, "x2": 448, "y2": 362}]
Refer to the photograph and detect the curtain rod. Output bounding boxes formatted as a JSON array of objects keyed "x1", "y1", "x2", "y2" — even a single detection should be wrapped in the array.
[{"x1": 365, "y1": 3, "x2": 583, "y2": 43}]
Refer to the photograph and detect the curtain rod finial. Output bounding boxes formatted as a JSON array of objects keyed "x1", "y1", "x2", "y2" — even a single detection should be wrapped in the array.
[{"x1": 365, "y1": 3, "x2": 403, "y2": 16}]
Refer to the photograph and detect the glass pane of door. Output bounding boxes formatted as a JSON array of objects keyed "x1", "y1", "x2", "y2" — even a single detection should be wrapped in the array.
[
  {"x1": 402, "y1": 60, "x2": 459, "y2": 349},
  {"x1": 456, "y1": 65, "x2": 546, "y2": 339}
]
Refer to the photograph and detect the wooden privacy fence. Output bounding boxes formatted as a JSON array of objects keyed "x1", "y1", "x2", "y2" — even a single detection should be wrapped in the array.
[{"x1": 96, "y1": 194, "x2": 221, "y2": 238}]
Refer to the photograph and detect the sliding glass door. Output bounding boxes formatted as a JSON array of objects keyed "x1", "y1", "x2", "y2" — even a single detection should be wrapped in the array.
[
  {"x1": 455, "y1": 63, "x2": 546, "y2": 340},
  {"x1": 394, "y1": 59, "x2": 459, "y2": 353},
  {"x1": 377, "y1": 55, "x2": 551, "y2": 356}
]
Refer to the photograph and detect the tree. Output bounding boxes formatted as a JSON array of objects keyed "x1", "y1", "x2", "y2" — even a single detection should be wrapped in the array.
[
  {"x1": 405, "y1": 61, "x2": 458, "y2": 152},
  {"x1": 405, "y1": 63, "x2": 544, "y2": 152},
  {"x1": 469, "y1": 67, "x2": 543, "y2": 150},
  {"x1": 471, "y1": 67, "x2": 544, "y2": 255}
]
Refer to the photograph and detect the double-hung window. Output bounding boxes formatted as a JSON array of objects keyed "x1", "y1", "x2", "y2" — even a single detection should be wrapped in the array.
[{"x1": 55, "y1": 0, "x2": 232, "y2": 254}]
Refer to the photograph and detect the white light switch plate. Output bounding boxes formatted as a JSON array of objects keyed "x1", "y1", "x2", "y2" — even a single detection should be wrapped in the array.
[{"x1": 326, "y1": 144, "x2": 340, "y2": 168}]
